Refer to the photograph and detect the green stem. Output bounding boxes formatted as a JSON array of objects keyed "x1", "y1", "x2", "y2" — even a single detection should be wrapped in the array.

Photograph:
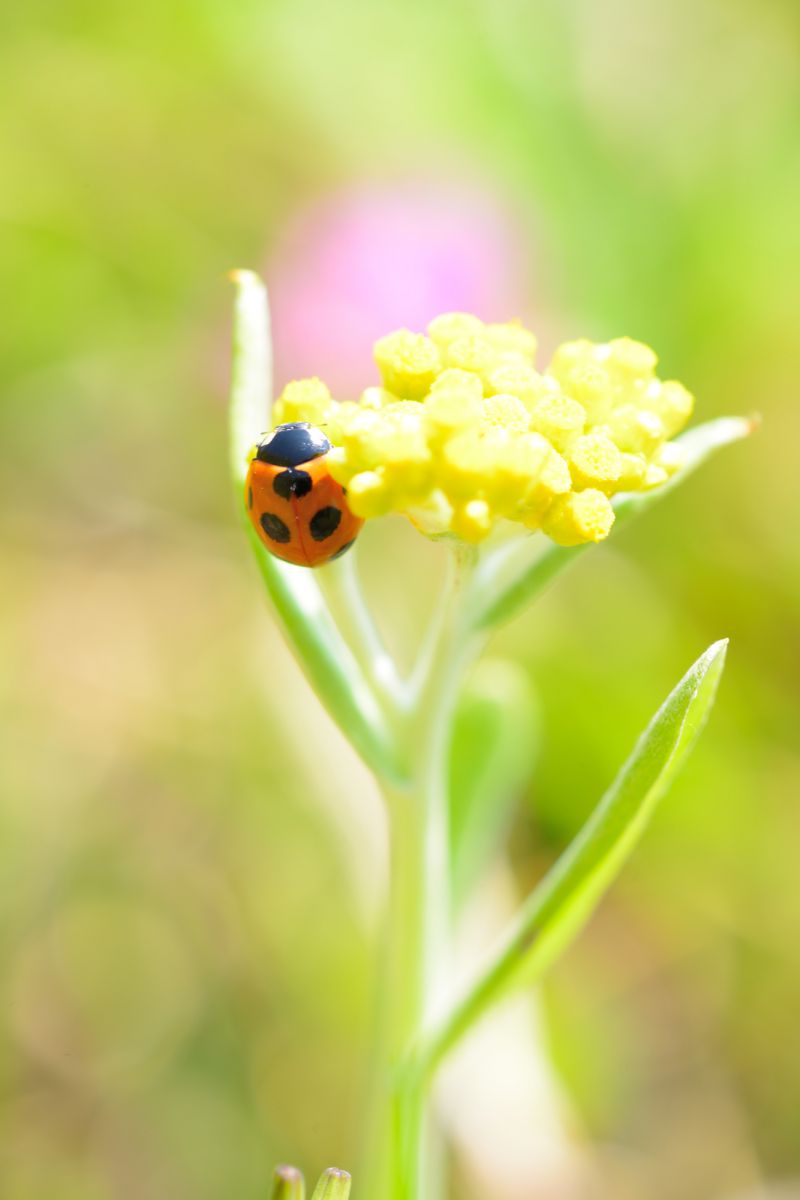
[
  {"x1": 320, "y1": 549, "x2": 402, "y2": 714},
  {"x1": 363, "y1": 547, "x2": 479, "y2": 1200}
]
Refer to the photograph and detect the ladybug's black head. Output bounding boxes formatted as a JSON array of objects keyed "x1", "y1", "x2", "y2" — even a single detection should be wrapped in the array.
[{"x1": 255, "y1": 422, "x2": 331, "y2": 468}]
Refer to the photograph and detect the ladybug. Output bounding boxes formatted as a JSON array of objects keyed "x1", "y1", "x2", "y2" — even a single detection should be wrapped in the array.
[{"x1": 245, "y1": 422, "x2": 364, "y2": 567}]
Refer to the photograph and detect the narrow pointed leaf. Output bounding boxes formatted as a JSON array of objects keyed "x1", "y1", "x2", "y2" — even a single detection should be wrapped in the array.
[
  {"x1": 229, "y1": 271, "x2": 403, "y2": 785},
  {"x1": 420, "y1": 639, "x2": 728, "y2": 1075},
  {"x1": 310, "y1": 1167, "x2": 352, "y2": 1200},
  {"x1": 270, "y1": 1165, "x2": 306, "y2": 1200},
  {"x1": 470, "y1": 416, "x2": 754, "y2": 632}
]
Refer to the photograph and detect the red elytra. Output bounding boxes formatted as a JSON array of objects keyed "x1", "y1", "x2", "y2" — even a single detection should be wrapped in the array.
[{"x1": 245, "y1": 423, "x2": 363, "y2": 567}]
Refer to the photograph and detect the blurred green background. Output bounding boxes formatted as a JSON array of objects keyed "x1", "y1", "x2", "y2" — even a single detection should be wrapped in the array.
[{"x1": 2, "y1": 1, "x2": 799, "y2": 1197}]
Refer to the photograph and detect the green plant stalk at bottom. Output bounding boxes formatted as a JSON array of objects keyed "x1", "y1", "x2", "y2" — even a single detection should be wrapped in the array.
[{"x1": 362, "y1": 551, "x2": 480, "y2": 1200}]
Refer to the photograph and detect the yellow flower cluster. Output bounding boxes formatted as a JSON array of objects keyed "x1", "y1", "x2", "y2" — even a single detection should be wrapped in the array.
[{"x1": 272, "y1": 314, "x2": 694, "y2": 546}]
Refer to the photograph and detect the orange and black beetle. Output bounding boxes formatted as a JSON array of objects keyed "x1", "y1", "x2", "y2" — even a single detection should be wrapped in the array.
[{"x1": 245, "y1": 422, "x2": 363, "y2": 567}]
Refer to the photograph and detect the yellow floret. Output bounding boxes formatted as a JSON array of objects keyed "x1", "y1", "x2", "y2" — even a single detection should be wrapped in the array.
[
  {"x1": 519, "y1": 444, "x2": 572, "y2": 525},
  {"x1": 335, "y1": 406, "x2": 385, "y2": 470},
  {"x1": 604, "y1": 337, "x2": 658, "y2": 382},
  {"x1": 266, "y1": 312, "x2": 694, "y2": 549},
  {"x1": 567, "y1": 432, "x2": 624, "y2": 494},
  {"x1": 406, "y1": 489, "x2": 454, "y2": 537},
  {"x1": 444, "y1": 325, "x2": 537, "y2": 384},
  {"x1": 547, "y1": 339, "x2": 597, "y2": 378},
  {"x1": 481, "y1": 393, "x2": 531, "y2": 433},
  {"x1": 617, "y1": 452, "x2": 648, "y2": 491},
  {"x1": 654, "y1": 440, "x2": 686, "y2": 476},
  {"x1": 542, "y1": 489, "x2": 616, "y2": 546},
  {"x1": 423, "y1": 387, "x2": 483, "y2": 441},
  {"x1": 441, "y1": 427, "x2": 504, "y2": 497},
  {"x1": 644, "y1": 379, "x2": 694, "y2": 437},
  {"x1": 444, "y1": 335, "x2": 505, "y2": 386},
  {"x1": 484, "y1": 321, "x2": 538, "y2": 364},
  {"x1": 550, "y1": 336, "x2": 658, "y2": 390},
  {"x1": 484, "y1": 363, "x2": 549, "y2": 408},
  {"x1": 360, "y1": 386, "x2": 395, "y2": 410},
  {"x1": 273, "y1": 377, "x2": 334, "y2": 426},
  {"x1": 374, "y1": 329, "x2": 442, "y2": 399},
  {"x1": 427, "y1": 312, "x2": 485, "y2": 349},
  {"x1": 529, "y1": 393, "x2": 586, "y2": 452},
  {"x1": 346, "y1": 470, "x2": 393, "y2": 518},
  {"x1": 324, "y1": 401, "x2": 362, "y2": 447},
  {"x1": 552, "y1": 361, "x2": 616, "y2": 423},
  {"x1": 429, "y1": 368, "x2": 484, "y2": 399},
  {"x1": 603, "y1": 404, "x2": 665, "y2": 455},
  {"x1": 486, "y1": 432, "x2": 551, "y2": 514},
  {"x1": 336, "y1": 403, "x2": 431, "y2": 494},
  {"x1": 452, "y1": 499, "x2": 493, "y2": 543},
  {"x1": 643, "y1": 462, "x2": 669, "y2": 489},
  {"x1": 370, "y1": 404, "x2": 432, "y2": 497}
]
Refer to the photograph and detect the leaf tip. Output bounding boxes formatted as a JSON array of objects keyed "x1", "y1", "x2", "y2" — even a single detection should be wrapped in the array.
[
  {"x1": 310, "y1": 1167, "x2": 352, "y2": 1200},
  {"x1": 685, "y1": 639, "x2": 729, "y2": 718},
  {"x1": 228, "y1": 269, "x2": 268, "y2": 301},
  {"x1": 696, "y1": 636, "x2": 729, "y2": 678},
  {"x1": 270, "y1": 1164, "x2": 305, "y2": 1200},
  {"x1": 721, "y1": 414, "x2": 759, "y2": 443}
]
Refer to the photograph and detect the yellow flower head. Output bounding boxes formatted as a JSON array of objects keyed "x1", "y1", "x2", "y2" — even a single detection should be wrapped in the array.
[{"x1": 271, "y1": 314, "x2": 694, "y2": 547}]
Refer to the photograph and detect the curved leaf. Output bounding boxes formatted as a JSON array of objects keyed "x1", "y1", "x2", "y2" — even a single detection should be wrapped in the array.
[
  {"x1": 246, "y1": 527, "x2": 404, "y2": 782},
  {"x1": 229, "y1": 271, "x2": 404, "y2": 785},
  {"x1": 418, "y1": 639, "x2": 728, "y2": 1075}
]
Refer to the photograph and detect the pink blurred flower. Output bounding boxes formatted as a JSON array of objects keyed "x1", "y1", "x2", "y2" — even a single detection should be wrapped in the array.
[{"x1": 267, "y1": 180, "x2": 535, "y2": 397}]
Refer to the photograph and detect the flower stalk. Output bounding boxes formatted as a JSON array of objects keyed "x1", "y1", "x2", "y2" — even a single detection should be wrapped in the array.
[{"x1": 374, "y1": 545, "x2": 481, "y2": 1200}]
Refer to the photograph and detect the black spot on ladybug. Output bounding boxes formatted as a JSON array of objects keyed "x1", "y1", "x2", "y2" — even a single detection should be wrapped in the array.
[
  {"x1": 247, "y1": 486, "x2": 253, "y2": 510},
  {"x1": 260, "y1": 511, "x2": 291, "y2": 543},
  {"x1": 330, "y1": 538, "x2": 355, "y2": 560},
  {"x1": 273, "y1": 468, "x2": 312, "y2": 500},
  {"x1": 309, "y1": 506, "x2": 341, "y2": 542},
  {"x1": 256, "y1": 422, "x2": 330, "y2": 468}
]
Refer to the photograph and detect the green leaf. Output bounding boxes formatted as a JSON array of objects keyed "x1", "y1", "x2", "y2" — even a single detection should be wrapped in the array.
[
  {"x1": 418, "y1": 639, "x2": 728, "y2": 1076},
  {"x1": 229, "y1": 270, "x2": 272, "y2": 487},
  {"x1": 469, "y1": 416, "x2": 754, "y2": 632},
  {"x1": 310, "y1": 1168, "x2": 352, "y2": 1200},
  {"x1": 450, "y1": 659, "x2": 539, "y2": 908},
  {"x1": 270, "y1": 1165, "x2": 306, "y2": 1200},
  {"x1": 229, "y1": 272, "x2": 404, "y2": 786}
]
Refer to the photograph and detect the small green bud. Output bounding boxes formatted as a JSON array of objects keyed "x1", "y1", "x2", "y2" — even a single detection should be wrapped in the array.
[
  {"x1": 310, "y1": 1167, "x2": 352, "y2": 1200},
  {"x1": 270, "y1": 1165, "x2": 306, "y2": 1200}
]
